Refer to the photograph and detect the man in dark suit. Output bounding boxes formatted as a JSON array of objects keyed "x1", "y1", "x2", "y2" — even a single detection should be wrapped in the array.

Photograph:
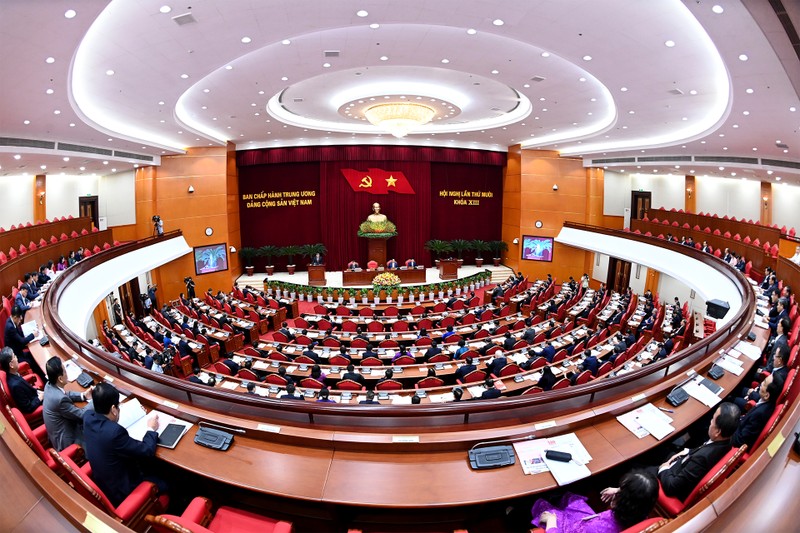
[
  {"x1": 608, "y1": 309, "x2": 624, "y2": 325},
  {"x1": 4, "y1": 306, "x2": 45, "y2": 380},
  {"x1": 768, "y1": 298, "x2": 789, "y2": 337},
  {"x1": 454, "y1": 357, "x2": 477, "y2": 382},
  {"x1": 0, "y1": 347, "x2": 42, "y2": 414},
  {"x1": 363, "y1": 343, "x2": 378, "y2": 360},
  {"x1": 765, "y1": 317, "x2": 789, "y2": 370},
  {"x1": 736, "y1": 346, "x2": 788, "y2": 409},
  {"x1": 486, "y1": 351, "x2": 508, "y2": 377},
  {"x1": 82, "y1": 383, "x2": 166, "y2": 507},
  {"x1": 502, "y1": 332, "x2": 516, "y2": 351},
  {"x1": 278, "y1": 322, "x2": 295, "y2": 341},
  {"x1": 386, "y1": 258, "x2": 398, "y2": 269},
  {"x1": 732, "y1": 374, "x2": 783, "y2": 450},
  {"x1": 522, "y1": 326, "x2": 537, "y2": 344},
  {"x1": 541, "y1": 341, "x2": 556, "y2": 363},
  {"x1": 406, "y1": 258, "x2": 417, "y2": 268},
  {"x1": 341, "y1": 364, "x2": 365, "y2": 386},
  {"x1": 280, "y1": 382, "x2": 305, "y2": 400},
  {"x1": 22, "y1": 273, "x2": 40, "y2": 300},
  {"x1": 301, "y1": 343, "x2": 321, "y2": 364},
  {"x1": 480, "y1": 378, "x2": 502, "y2": 399},
  {"x1": 311, "y1": 253, "x2": 324, "y2": 266},
  {"x1": 649, "y1": 402, "x2": 739, "y2": 501},
  {"x1": 423, "y1": 340, "x2": 443, "y2": 362},
  {"x1": 43, "y1": 356, "x2": 92, "y2": 451},
  {"x1": 359, "y1": 390, "x2": 380, "y2": 404},
  {"x1": 490, "y1": 285, "x2": 504, "y2": 301},
  {"x1": 14, "y1": 286, "x2": 32, "y2": 318},
  {"x1": 577, "y1": 349, "x2": 599, "y2": 377}
]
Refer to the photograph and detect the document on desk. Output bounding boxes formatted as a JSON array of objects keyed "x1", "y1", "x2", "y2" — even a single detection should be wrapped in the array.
[
  {"x1": 63, "y1": 359, "x2": 83, "y2": 382},
  {"x1": 513, "y1": 433, "x2": 592, "y2": 477},
  {"x1": 617, "y1": 403, "x2": 674, "y2": 439},
  {"x1": 714, "y1": 355, "x2": 744, "y2": 376},
  {"x1": 735, "y1": 341, "x2": 762, "y2": 361},
  {"x1": 683, "y1": 377, "x2": 722, "y2": 407},
  {"x1": 21, "y1": 320, "x2": 37, "y2": 338},
  {"x1": 127, "y1": 409, "x2": 193, "y2": 447},
  {"x1": 542, "y1": 454, "x2": 591, "y2": 486}
]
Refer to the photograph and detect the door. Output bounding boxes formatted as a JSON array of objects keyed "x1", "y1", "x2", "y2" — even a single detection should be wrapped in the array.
[
  {"x1": 606, "y1": 257, "x2": 631, "y2": 293},
  {"x1": 631, "y1": 191, "x2": 652, "y2": 220},
  {"x1": 79, "y1": 195, "x2": 99, "y2": 229}
]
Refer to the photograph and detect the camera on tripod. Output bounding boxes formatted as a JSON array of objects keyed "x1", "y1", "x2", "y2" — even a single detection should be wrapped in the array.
[{"x1": 152, "y1": 215, "x2": 164, "y2": 236}]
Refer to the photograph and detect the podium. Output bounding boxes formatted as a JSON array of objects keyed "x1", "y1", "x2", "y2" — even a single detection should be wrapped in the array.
[
  {"x1": 438, "y1": 259, "x2": 459, "y2": 280},
  {"x1": 307, "y1": 264, "x2": 326, "y2": 287}
]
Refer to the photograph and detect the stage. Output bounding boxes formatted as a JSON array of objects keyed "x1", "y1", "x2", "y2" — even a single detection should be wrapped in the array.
[{"x1": 236, "y1": 265, "x2": 514, "y2": 289}]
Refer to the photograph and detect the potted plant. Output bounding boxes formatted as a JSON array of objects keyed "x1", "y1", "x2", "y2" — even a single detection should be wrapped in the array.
[
  {"x1": 281, "y1": 245, "x2": 302, "y2": 275},
  {"x1": 300, "y1": 243, "x2": 328, "y2": 267},
  {"x1": 258, "y1": 245, "x2": 280, "y2": 276},
  {"x1": 489, "y1": 240, "x2": 509, "y2": 266},
  {"x1": 239, "y1": 247, "x2": 258, "y2": 276},
  {"x1": 471, "y1": 239, "x2": 490, "y2": 267},
  {"x1": 347, "y1": 288, "x2": 356, "y2": 305},
  {"x1": 424, "y1": 239, "x2": 453, "y2": 265},
  {"x1": 360, "y1": 288, "x2": 369, "y2": 304},
  {"x1": 450, "y1": 239, "x2": 471, "y2": 264}
]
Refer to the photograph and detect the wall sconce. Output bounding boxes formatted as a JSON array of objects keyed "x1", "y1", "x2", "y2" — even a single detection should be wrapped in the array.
[
  {"x1": 188, "y1": 185, "x2": 195, "y2": 194},
  {"x1": 38, "y1": 192, "x2": 45, "y2": 204},
  {"x1": 512, "y1": 238, "x2": 519, "y2": 244},
  {"x1": 686, "y1": 187, "x2": 692, "y2": 199},
  {"x1": 552, "y1": 184, "x2": 559, "y2": 191},
  {"x1": 229, "y1": 246, "x2": 237, "y2": 254},
  {"x1": 762, "y1": 196, "x2": 769, "y2": 208}
]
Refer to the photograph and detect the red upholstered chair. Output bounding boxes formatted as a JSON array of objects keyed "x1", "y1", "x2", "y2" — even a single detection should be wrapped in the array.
[
  {"x1": 293, "y1": 355, "x2": 317, "y2": 365},
  {"x1": 237, "y1": 369, "x2": 258, "y2": 381},
  {"x1": 0, "y1": 370, "x2": 43, "y2": 425},
  {"x1": 375, "y1": 379, "x2": 402, "y2": 391},
  {"x1": 7, "y1": 406, "x2": 59, "y2": 470},
  {"x1": 360, "y1": 357, "x2": 383, "y2": 367},
  {"x1": 383, "y1": 306, "x2": 399, "y2": 317},
  {"x1": 551, "y1": 349, "x2": 567, "y2": 364},
  {"x1": 410, "y1": 305, "x2": 425, "y2": 315},
  {"x1": 367, "y1": 321, "x2": 384, "y2": 333},
  {"x1": 341, "y1": 320, "x2": 358, "y2": 332},
  {"x1": 83, "y1": 249, "x2": 92, "y2": 258},
  {"x1": 103, "y1": 241, "x2": 112, "y2": 249},
  {"x1": 350, "y1": 338, "x2": 368, "y2": 348},
  {"x1": 752, "y1": 238, "x2": 760, "y2": 247},
  {"x1": 427, "y1": 353, "x2": 451, "y2": 364},
  {"x1": 457, "y1": 370, "x2": 486, "y2": 385},
  {"x1": 213, "y1": 361, "x2": 232, "y2": 376},
  {"x1": 322, "y1": 337, "x2": 341, "y2": 348},
  {"x1": 414, "y1": 336, "x2": 433, "y2": 346},
  {"x1": 367, "y1": 260, "x2": 378, "y2": 270},
  {"x1": 497, "y1": 363, "x2": 522, "y2": 378},
  {"x1": 266, "y1": 374, "x2": 288, "y2": 386},
  {"x1": 70, "y1": 230, "x2": 79, "y2": 238},
  {"x1": 8, "y1": 247, "x2": 18, "y2": 259},
  {"x1": 293, "y1": 335, "x2": 313, "y2": 346},
  {"x1": 655, "y1": 445, "x2": 746, "y2": 517},
  {"x1": 743, "y1": 404, "x2": 785, "y2": 460},
  {"x1": 433, "y1": 302, "x2": 447, "y2": 313},
  {"x1": 392, "y1": 321, "x2": 409, "y2": 332},
  {"x1": 692, "y1": 225, "x2": 700, "y2": 231},
  {"x1": 378, "y1": 339, "x2": 399, "y2": 348},
  {"x1": 272, "y1": 331, "x2": 288, "y2": 343},
  {"x1": 733, "y1": 233, "x2": 741, "y2": 241},
  {"x1": 39, "y1": 238, "x2": 47, "y2": 247},
  {"x1": 415, "y1": 376, "x2": 444, "y2": 389},
  {"x1": 573, "y1": 370, "x2": 592, "y2": 385},
  {"x1": 359, "y1": 307, "x2": 374, "y2": 317},
  {"x1": 146, "y1": 496, "x2": 293, "y2": 533},
  {"x1": 293, "y1": 317, "x2": 309, "y2": 328},
  {"x1": 743, "y1": 235, "x2": 752, "y2": 244},
  {"x1": 28, "y1": 242, "x2": 36, "y2": 251},
  {"x1": 300, "y1": 377, "x2": 324, "y2": 389},
  {"x1": 551, "y1": 378, "x2": 570, "y2": 390},
  {"x1": 336, "y1": 379, "x2": 365, "y2": 391},
  {"x1": 51, "y1": 446, "x2": 167, "y2": 529},
  {"x1": 389, "y1": 354, "x2": 413, "y2": 365}
]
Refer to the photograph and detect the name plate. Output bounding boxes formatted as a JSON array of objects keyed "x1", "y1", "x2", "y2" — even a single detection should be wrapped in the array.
[
  {"x1": 162, "y1": 400, "x2": 179, "y2": 409},
  {"x1": 257, "y1": 423, "x2": 281, "y2": 433},
  {"x1": 630, "y1": 393, "x2": 646, "y2": 402},
  {"x1": 104, "y1": 375, "x2": 115, "y2": 383},
  {"x1": 534, "y1": 420, "x2": 557, "y2": 431},
  {"x1": 392, "y1": 435, "x2": 420, "y2": 443}
]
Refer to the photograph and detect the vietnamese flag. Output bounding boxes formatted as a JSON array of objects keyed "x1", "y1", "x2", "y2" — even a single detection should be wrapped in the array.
[{"x1": 342, "y1": 168, "x2": 416, "y2": 195}]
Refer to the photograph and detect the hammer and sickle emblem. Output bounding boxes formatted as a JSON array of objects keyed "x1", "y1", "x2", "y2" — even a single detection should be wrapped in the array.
[{"x1": 359, "y1": 175, "x2": 373, "y2": 188}]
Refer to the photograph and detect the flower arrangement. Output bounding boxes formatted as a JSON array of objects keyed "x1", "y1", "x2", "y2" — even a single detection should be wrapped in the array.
[
  {"x1": 372, "y1": 272, "x2": 402, "y2": 291},
  {"x1": 358, "y1": 219, "x2": 398, "y2": 238}
]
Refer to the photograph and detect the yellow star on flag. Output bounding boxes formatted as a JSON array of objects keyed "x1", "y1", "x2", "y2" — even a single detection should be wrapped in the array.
[{"x1": 386, "y1": 174, "x2": 397, "y2": 187}]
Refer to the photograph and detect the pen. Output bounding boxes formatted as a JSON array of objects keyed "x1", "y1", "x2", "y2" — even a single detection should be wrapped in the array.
[{"x1": 658, "y1": 407, "x2": 674, "y2": 413}]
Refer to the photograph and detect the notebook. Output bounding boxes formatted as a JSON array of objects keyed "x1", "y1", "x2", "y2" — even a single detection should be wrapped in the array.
[{"x1": 118, "y1": 398, "x2": 193, "y2": 448}]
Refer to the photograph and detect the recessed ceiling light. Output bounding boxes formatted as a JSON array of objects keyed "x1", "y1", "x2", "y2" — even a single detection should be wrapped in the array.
[
  {"x1": 159, "y1": 5, "x2": 172, "y2": 13},
  {"x1": 665, "y1": 40, "x2": 675, "y2": 47},
  {"x1": 79, "y1": 166, "x2": 85, "y2": 171},
  {"x1": 745, "y1": 88, "x2": 753, "y2": 94},
  {"x1": 718, "y1": 166, "x2": 724, "y2": 170},
  {"x1": 712, "y1": 5, "x2": 724, "y2": 14},
  {"x1": 356, "y1": 10, "x2": 368, "y2": 17},
  {"x1": 62, "y1": 157, "x2": 70, "y2": 162},
  {"x1": 180, "y1": 73, "x2": 189, "y2": 79},
  {"x1": 441, "y1": 59, "x2": 450, "y2": 64},
  {"x1": 466, "y1": 28, "x2": 477, "y2": 35},
  {"x1": 103, "y1": 161, "x2": 108, "y2": 165},
  {"x1": 225, "y1": 65, "x2": 233, "y2": 70},
  {"x1": 258, "y1": 90, "x2": 265, "y2": 95},
  {"x1": 202, "y1": 88, "x2": 210, "y2": 93},
  {"x1": 46, "y1": 88, "x2": 54, "y2": 94},
  {"x1": 791, "y1": 107, "x2": 797, "y2": 112},
  {"x1": 40, "y1": 165, "x2": 46, "y2": 170},
  {"x1": 579, "y1": 77, "x2": 586, "y2": 82},
  {"x1": 732, "y1": 124, "x2": 739, "y2": 128},
  {"x1": 752, "y1": 147, "x2": 758, "y2": 151},
  {"x1": 23, "y1": 119, "x2": 30, "y2": 124},
  {"x1": 742, "y1": 110, "x2": 750, "y2": 115},
  {"x1": 620, "y1": 87, "x2": 628, "y2": 92},
  {"x1": 379, "y1": 56, "x2": 388, "y2": 61},
  {"x1": 719, "y1": 133, "x2": 725, "y2": 137},
  {"x1": 323, "y1": 62, "x2": 332, "y2": 67},
  {"x1": 738, "y1": 54, "x2": 748, "y2": 61},
  {"x1": 69, "y1": 123, "x2": 75, "y2": 127},
  {"x1": 64, "y1": 9, "x2": 77, "y2": 18},
  {"x1": 776, "y1": 176, "x2": 782, "y2": 181},
  {"x1": 369, "y1": 23, "x2": 380, "y2": 29},
  {"x1": 492, "y1": 19, "x2": 504, "y2": 26},
  {"x1": 106, "y1": 69, "x2": 115, "y2": 76},
  {"x1": 628, "y1": 110, "x2": 635, "y2": 114},
  {"x1": 689, "y1": 89, "x2": 698, "y2": 95},
  {"x1": 158, "y1": 101, "x2": 165, "y2": 105},
  {"x1": 541, "y1": 52, "x2": 550, "y2": 58},
  {"x1": 282, "y1": 39, "x2": 291, "y2": 45},
  {"x1": 582, "y1": 55, "x2": 592, "y2": 61},
  {"x1": 53, "y1": 109, "x2": 61, "y2": 115},
  {"x1": 682, "y1": 117, "x2": 688, "y2": 121},
  {"x1": 45, "y1": 57, "x2": 55, "y2": 64},
  {"x1": 523, "y1": 83, "x2": 530, "y2": 88},
  {"x1": 13, "y1": 155, "x2": 21, "y2": 160},
  {"x1": 241, "y1": 37, "x2": 252, "y2": 44},
  {"x1": 281, "y1": 76, "x2": 288, "y2": 81}
]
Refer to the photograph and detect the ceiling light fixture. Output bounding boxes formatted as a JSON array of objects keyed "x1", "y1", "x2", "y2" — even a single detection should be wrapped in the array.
[
  {"x1": 712, "y1": 5, "x2": 724, "y2": 14},
  {"x1": 64, "y1": 9, "x2": 77, "y2": 19},
  {"x1": 466, "y1": 28, "x2": 477, "y2": 35},
  {"x1": 241, "y1": 36, "x2": 252, "y2": 43},
  {"x1": 356, "y1": 10, "x2": 368, "y2": 17},
  {"x1": 492, "y1": 19, "x2": 504, "y2": 26},
  {"x1": 159, "y1": 5, "x2": 172, "y2": 13},
  {"x1": 364, "y1": 102, "x2": 435, "y2": 138}
]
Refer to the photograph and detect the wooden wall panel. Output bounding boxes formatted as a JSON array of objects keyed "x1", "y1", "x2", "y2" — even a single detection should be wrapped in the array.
[
  {"x1": 760, "y1": 181, "x2": 772, "y2": 226},
  {"x1": 685, "y1": 175, "x2": 696, "y2": 214},
  {"x1": 33, "y1": 175, "x2": 46, "y2": 223},
  {"x1": 602, "y1": 215, "x2": 625, "y2": 229}
]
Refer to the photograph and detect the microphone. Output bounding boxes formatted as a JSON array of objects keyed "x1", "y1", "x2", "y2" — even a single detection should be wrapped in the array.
[
  {"x1": 198, "y1": 420, "x2": 246, "y2": 434},
  {"x1": 469, "y1": 433, "x2": 535, "y2": 452}
]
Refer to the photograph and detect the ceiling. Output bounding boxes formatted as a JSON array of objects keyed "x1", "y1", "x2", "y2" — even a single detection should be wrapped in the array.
[{"x1": 2, "y1": 0, "x2": 800, "y2": 186}]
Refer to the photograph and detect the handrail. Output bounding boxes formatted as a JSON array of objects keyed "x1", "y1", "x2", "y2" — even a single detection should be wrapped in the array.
[{"x1": 42, "y1": 224, "x2": 755, "y2": 428}]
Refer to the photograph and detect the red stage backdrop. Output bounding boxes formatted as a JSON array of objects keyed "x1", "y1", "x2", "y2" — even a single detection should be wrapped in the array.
[{"x1": 238, "y1": 146, "x2": 505, "y2": 271}]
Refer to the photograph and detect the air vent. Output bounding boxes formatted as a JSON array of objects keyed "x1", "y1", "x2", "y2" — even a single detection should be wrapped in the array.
[
  {"x1": 172, "y1": 12, "x2": 197, "y2": 25},
  {"x1": 293, "y1": 98, "x2": 304, "y2": 103},
  {"x1": 762, "y1": 158, "x2": 800, "y2": 170},
  {"x1": 490, "y1": 107, "x2": 501, "y2": 112},
  {"x1": 638, "y1": 156, "x2": 691, "y2": 163},
  {"x1": 57, "y1": 143, "x2": 113, "y2": 156},
  {"x1": 776, "y1": 142, "x2": 789, "y2": 149},
  {"x1": 530, "y1": 76, "x2": 546, "y2": 82},
  {"x1": 668, "y1": 88, "x2": 684, "y2": 95},
  {"x1": 694, "y1": 155, "x2": 758, "y2": 164},
  {"x1": 113, "y1": 150, "x2": 154, "y2": 162},
  {"x1": 324, "y1": 50, "x2": 340, "y2": 58},
  {"x1": 0, "y1": 137, "x2": 55, "y2": 149},
  {"x1": 591, "y1": 157, "x2": 636, "y2": 164}
]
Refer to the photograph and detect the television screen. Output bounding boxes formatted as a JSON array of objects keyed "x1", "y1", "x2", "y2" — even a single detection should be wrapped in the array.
[
  {"x1": 521, "y1": 235, "x2": 554, "y2": 262},
  {"x1": 194, "y1": 243, "x2": 228, "y2": 275}
]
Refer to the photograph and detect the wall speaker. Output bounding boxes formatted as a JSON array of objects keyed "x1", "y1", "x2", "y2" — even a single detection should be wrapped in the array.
[{"x1": 706, "y1": 299, "x2": 730, "y2": 320}]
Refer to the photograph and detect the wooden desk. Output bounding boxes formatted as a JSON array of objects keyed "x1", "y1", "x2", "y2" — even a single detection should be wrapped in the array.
[
  {"x1": 307, "y1": 264, "x2": 326, "y2": 287},
  {"x1": 438, "y1": 259, "x2": 459, "y2": 280},
  {"x1": 342, "y1": 268, "x2": 426, "y2": 286}
]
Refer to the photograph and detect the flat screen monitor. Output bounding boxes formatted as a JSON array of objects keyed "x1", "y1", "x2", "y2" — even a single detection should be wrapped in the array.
[
  {"x1": 194, "y1": 243, "x2": 228, "y2": 275},
  {"x1": 521, "y1": 235, "x2": 554, "y2": 262}
]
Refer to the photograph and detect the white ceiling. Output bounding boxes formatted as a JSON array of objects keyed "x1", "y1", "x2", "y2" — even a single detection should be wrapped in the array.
[{"x1": 1, "y1": 0, "x2": 800, "y2": 186}]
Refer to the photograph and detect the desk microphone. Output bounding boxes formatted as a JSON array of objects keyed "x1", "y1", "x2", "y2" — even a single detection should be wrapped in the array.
[{"x1": 198, "y1": 420, "x2": 246, "y2": 434}]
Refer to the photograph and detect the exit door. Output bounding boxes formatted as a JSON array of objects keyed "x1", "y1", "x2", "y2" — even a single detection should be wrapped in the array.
[{"x1": 79, "y1": 196, "x2": 99, "y2": 229}]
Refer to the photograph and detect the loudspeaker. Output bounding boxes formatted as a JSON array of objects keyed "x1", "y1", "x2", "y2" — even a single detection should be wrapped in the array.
[{"x1": 706, "y1": 299, "x2": 730, "y2": 319}]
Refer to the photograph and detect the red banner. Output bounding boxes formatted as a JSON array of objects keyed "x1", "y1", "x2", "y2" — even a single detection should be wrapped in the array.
[{"x1": 341, "y1": 168, "x2": 415, "y2": 195}]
